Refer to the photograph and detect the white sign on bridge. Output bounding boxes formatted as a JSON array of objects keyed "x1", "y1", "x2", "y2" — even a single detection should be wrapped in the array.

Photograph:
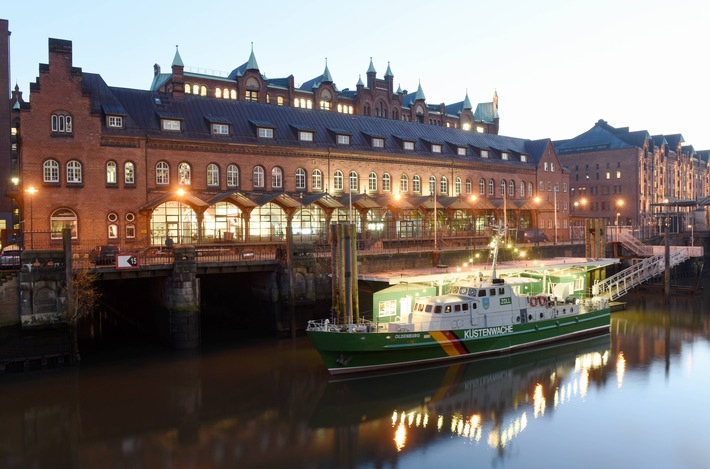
[{"x1": 116, "y1": 254, "x2": 139, "y2": 269}]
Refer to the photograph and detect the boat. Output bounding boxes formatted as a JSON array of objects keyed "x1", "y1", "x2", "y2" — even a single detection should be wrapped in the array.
[{"x1": 306, "y1": 226, "x2": 611, "y2": 375}]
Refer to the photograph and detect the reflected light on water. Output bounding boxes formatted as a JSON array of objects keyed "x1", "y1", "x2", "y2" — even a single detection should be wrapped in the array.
[
  {"x1": 616, "y1": 352, "x2": 626, "y2": 389},
  {"x1": 533, "y1": 383, "x2": 546, "y2": 417},
  {"x1": 394, "y1": 422, "x2": 407, "y2": 451}
]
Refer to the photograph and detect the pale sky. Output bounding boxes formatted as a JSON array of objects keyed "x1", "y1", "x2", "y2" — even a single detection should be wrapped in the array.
[{"x1": 6, "y1": 0, "x2": 710, "y2": 149}]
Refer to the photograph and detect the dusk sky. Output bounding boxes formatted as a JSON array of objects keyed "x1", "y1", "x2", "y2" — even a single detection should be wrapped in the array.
[{"x1": 6, "y1": 0, "x2": 710, "y2": 149}]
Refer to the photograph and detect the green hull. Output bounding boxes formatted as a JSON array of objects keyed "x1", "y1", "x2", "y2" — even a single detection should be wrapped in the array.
[{"x1": 307, "y1": 308, "x2": 611, "y2": 374}]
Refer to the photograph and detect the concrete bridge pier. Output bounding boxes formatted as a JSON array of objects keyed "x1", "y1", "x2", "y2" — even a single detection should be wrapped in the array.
[{"x1": 160, "y1": 246, "x2": 200, "y2": 349}]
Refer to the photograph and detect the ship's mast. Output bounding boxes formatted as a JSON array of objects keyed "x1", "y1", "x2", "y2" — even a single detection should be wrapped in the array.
[{"x1": 490, "y1": 222, "x2": 506, "y2": 281}]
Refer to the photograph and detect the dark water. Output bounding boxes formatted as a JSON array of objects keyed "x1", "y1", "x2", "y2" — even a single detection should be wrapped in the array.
[{"x1": 2, "y1": 280, "x2": 710, "y2": 469}]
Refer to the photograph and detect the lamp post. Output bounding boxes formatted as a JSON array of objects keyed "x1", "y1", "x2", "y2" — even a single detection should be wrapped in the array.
[
  {"x1": 176, "y1": 188, "x2": 185, "y2": 245},
  {"x1": 616, "y1": 212, "x2": 621, "y2": 226},
  {"x1": 25, "y1": 186, "x2": 37, "y2": 249},
  {"x1": 688, "y1": 224, "x2": 694, "y2": 247},
  {"x1": 553, "y1": 187, "x2": 558, "y2": 245}
]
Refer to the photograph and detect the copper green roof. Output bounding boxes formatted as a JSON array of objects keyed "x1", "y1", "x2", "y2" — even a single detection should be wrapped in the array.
[
  {"x1": 367, "y1": 57, "x2": 376, "y2": 74},
  {"x1": 384, "y1": 61, "x2": 393, "y2": 78},
  {"x1": 172, "y1": 46, "x2": 183, "y2": 67}
]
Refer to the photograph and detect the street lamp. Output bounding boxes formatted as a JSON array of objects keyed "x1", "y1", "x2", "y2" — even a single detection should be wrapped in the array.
[
  {"x1": 616, "y1": 199, "x2": 624, "y2": 227},
  {"x1": 688, "y1": 224, "x2": 694, "y2": 247},
  {"x1": 25, "y1": 186, "x2": 37, "y2": 249},
  {"x1": 616, "y1": 212, "x2": 621, "y2": 226},
  {"x1": 176, "y1": 188, "x2": 185, "y2": 245}
]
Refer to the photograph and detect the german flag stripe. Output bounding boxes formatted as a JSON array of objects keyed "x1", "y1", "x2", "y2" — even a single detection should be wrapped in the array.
[{"x1": 430, "y1": 331, "x2": 469, "y2": 356}]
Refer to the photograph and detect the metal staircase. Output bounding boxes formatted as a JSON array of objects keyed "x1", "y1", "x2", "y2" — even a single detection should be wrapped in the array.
[
  {"x1": 614, "y1": 230, "x2": 654, "y2": 256},
  {"x1": 592, "y1": 248, "x2": 690, "y2": 301}
]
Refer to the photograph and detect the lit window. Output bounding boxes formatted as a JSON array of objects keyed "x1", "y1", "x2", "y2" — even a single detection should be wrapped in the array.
[
  {"x1": 299, "y1": 131, "x2": 314, "y2": 142},
  {"x1": 107, "y1": 116, "x2": 123, "y2": 128},
  {"x1": 544, "y1": 162, "x2": 549, "y2": 171},
  {"x1": 258, "y1": 127, "x2": 273, "y2": 138},
  {"x1": 106, "y1": 161, "x2": 117, "y2": 184},
  {"x1": 320, "y1": 100, "x2": 331, "y2": 110},
  {"x1": 551, "y1": 163, "x2": 555, "y2": 172},
  {"x1": 296, "y1": 168, "x2": 306, "y2": 190},
  {"x1": 50, "y1": 208, "x2": 77, "y2": 239},
  {"x1": 616, "y1": 171, "x2": 621, "y2": 179},
  {"x1": 185, "y1": 84, "x2": 191, "y2": 94},
  {"x1": 312, "y1": 169, "x2": 323, "y2": 191},
  {"x1": 333, "y1": 170, "x2": 344, "y2": 191},
  {"x1": 212, "y1": 123, "x2": 229, "y2": 135},
  {"x1": 404, "y1": 141, "x2": 415, "y2": 151},
  {"x1": 337, "y1": 134, "x2": 350, "y2": 145},
  {"x1": 230, "y1": 90, "x2": 237, "y2": 99},
  {"x1": 432, "y1": 144, "x2": 442, "y2": 153},
  {"x1": 66, "y1": 160, "x2": 82, "y2": 184},
  {"x1": 253, "y1": 166, "x2": 265, "y2": 188},
  {"x1": 192, "y1": 84, "x2": 199, "y2": 94},
  {"x1": 126, "y1": 225, "x2": 136, "y2": 238},
  {"x1": 372, "y1": 138, "x2": 384, "y2": 148},
  {"x1": 156, "y1": 161, "x2": 169, "y2": 185},
  {"x1": 277, "y1": 96, "x2": 284, "y2": 106},
  {"x1": 223, "y1": 88, "x2": 229, "y2": 99},
  {"x1": 246, "y1": 90, "x2": 258, "y2": 102},
  {"x1": 162, "y1": 119, "x2": 181, "y2": 131},
  {"x1": 178, "y1": 162, "x2": 191, "y2": 185},
  {"x1": 521, "y1": 154, "x2": 528, "y2": 162},
  {"x1": 502, "y1": 152, "x2": 509, "y2": 160},
  {"x1": 400, "y1": 174, "x2": 409, "y2": 193},
  {"x1": 462, "y1": 123, "x2": 471, "y2": 131},
  {"x1": 227, "y1": 165, "x2": 239, "y2": 187},
  {"x1": 215, "y1": 88, "x2": 222, "y2": 98},
  {"x1": 207, "y1": 164, "x2": 219, "y2": 186},
  {"x1": 108, "y1": 224, "x2": 118, "y2": 239},
  {"x1": 124, "y1": 162, "x2": 135, "y2": 185},
  {"x1": 481, "y1": 150, "x2": 489, "y2": 158},
  {"x1": 457, "y1": 147, "x2": 466, "y2": 156},
  {"x1": 43, "y1": 159, "x2": 59, "y2": 183}
]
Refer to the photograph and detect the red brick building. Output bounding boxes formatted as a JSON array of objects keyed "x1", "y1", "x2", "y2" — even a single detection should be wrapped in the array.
[{"x1": 10, "y1": 38, "x2": 569, "y2": 253}]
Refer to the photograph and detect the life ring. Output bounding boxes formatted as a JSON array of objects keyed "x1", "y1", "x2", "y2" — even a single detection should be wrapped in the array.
[
  {"x1": 529, "y1": 296, "x2": 537, "y2": 307},
  {"x1": 538, "y1": 296, "x2": 547, "y2": 307}
]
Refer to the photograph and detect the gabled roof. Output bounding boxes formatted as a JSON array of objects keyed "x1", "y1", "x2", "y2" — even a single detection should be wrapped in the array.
[
  {"x1": 554, "y1": 119, "x2": 646, "y2": 155},
  {"x1": 473, "y1": 102, "x2": 498, "y2": 124}
]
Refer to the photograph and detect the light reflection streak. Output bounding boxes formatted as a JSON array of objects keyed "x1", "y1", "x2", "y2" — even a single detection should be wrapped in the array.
[
  {"x1": 386, "y1": 350, "x2": 610, "y2": 452},
  {"x1": 616, "y1": 352, "x2": 626, "y2": 389}
]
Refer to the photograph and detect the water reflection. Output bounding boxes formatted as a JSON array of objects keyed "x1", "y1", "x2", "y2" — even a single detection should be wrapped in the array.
[{"x1": 1, "y1": 280, "x2": 710, "y2": 468}]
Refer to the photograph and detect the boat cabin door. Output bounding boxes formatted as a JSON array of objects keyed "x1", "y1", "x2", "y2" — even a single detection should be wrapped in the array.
[{"x1": 469, "y1": 301, "x2": 480, "y2": 327}]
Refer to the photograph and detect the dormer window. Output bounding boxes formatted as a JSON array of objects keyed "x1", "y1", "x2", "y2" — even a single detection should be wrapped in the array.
[
  {"x1": 212, "y1": 123, "x2": 229, "y2": 135},
  {"x1": 337, "y1": 134, "x2": 350, "y2": 145},
  {"x1": 107, "y1": 116, "x2": 124, "y2": 128},
  {"x1": 161, "y1": 119, "x2": 181, "y2": 131},
  {"x1": 481, "y1": 150, "x2": 489, "y2": 158},
  {"x1": 299, "y1": 131, "x2": 314, "y2": 142},
  {"x1": 404, "y1": 141, "x2": 415, "y2": 151},
  {"x1": 257, "y1": 127, "x2": 274, "y2": 138},
  {"x1": 432, "y1": 144, "x2": 442, "y2": 153},
  {"x1": 457, "y1": 147, "x2": 467, "y2": 156},
  {"x1": 502, "y1": 152, "x2": 509, "y2": 160},
  {"x1": 521, "y1": 154, "x2": 528, "y2": 163},
  {"x1": 372, "y1": 137, "x2": 385, "y2": 148}
]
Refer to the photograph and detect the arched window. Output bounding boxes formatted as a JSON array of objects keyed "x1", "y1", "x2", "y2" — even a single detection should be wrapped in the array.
[
  {"x1": 528, "y1": 182, "x2": 533, "y2": 198},
  {"x1": 253, "y1": 166, "x2": 265, "y2": 188},
  {"x1": 509, "y1": 181, "x2": 515, "y2": 197},
  {"x1": 488, "y1": 179, "x2": 494, "y2": 196},
  {"x1": 520, "y1": 181, "x2": 525, "y2": 197},
  {"x1": 192, "y1": 84, "x2": 199, "y2": 94},
  {"x1": 185, "y1": 83, "x2": 191, "y2": 94},
  {"x1": 156, "y1": 161, "x2": 169, "y2": 185},
  {"x1": 349, "y1": 171, "x2": 359, "y2": 191},
  {"x1": 368, "y1": 172, "x2": 377, "y2": 192},
  {"x1": 66, "y1": 160, "x2": 82, "y2": 184},
  {"x1": 479, "y1": 178, "x2": 485, "y2": 195},
  {"x1": 272, "y1": 167, "x2": 283, "y2": 189},
  {"x1": 382, "y1": 173, "x2": 391, "y2": 192},
  {"x1": 333, "y1": 170, "x2": 344, "y2": 191},
  {"x1": 455, "y1": 177, "x2": 462, "y2": 196},
  {"x1": 312, "y1": 169, "x2": 323, "y2": 191},
  {"x1": 207, "y1": 163, "x2": 219, "y2": 187},
  {"x1": 500, "y1": 180, "x2": 506, "y2": 197},
  {"x1": 230, "y1": 90, "x2": 237, "y2": 100},
  {"x1": 295, "y1": 168, "x2": 306, "y2": 190},
  {"x1": 429, "y1": 176, "x2": 436, "y2": 195},
  {"x1": 43, "y1": 159, "x2": 60, "y2": 183},
  {"x1": 466, "y1": 178, "x2": 472, "y2": 195},
  {"x1": 215, "y1": 88, "x2": 222, "y2": 98},
  {"x1": 178, "y1": 162, "x2": 191, "y2": 185},
  {"x1": 50, "y1": 208, "x2": 77, "y2": 239},
  {"x1": 440, "y1": 176, "x2": 448, "y2": 195},
  {"x1": 106, "y1": 161, "x2": 117, "y2": 184},
  {"x1": 51, "y1": 112, "x2": 72, "y2": 134},
  {"x1": 400, "y1": 174, "x2": 409, "y2": 193},
  {"x1": 413, "y1": 175, "x2": 421, "y2": 193},
  {"x1": 200, "y1": 85, "x2": 207, "y2": 96},
  {"x1": 227, "y1": 164, "x2": 239, "y2": 187},
  {"x1": 124, "y1": 162, "x2": 135, "y2": 185}
]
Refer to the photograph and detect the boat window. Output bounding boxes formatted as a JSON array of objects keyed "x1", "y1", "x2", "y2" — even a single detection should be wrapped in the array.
[
  {"x1": 425, "y1": 304, "x2": 433, "y2": 313},
  {"x1": 462, "y1": 303, "x2": 469, "y2": 311},
  {"x1": 434, "y1": 306, "x2": 442, "y2": 314},
  {"x1": 489, "y1": 288, "x2": 496, "y2": 296},
  {"x1": 499, "y1": 287, "x2": 506, "y2": 294},
  {"x1": 458, "y1": 287, "x2": 466, "y2": 295},
  {"x1": 444, "y1": 305, "x2": 451, "y2": 313},
  {"x1": 454, "y1": 304, "x2": 461, "y2": 312},
  {"x1": 472, "y1": 302, "x2": 478, "y2": 309},
  {"x1": 478, "y1": 290, "x2": 486, "y2": 297}
]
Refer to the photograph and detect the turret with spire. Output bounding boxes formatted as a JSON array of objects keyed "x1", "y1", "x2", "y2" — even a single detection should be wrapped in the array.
[
  {"x1": 171, "y1": 45, "x2": 185, "y2": 99},
  {"x1": 366, "y1": 57, "x2": 376, "y2": 89},
  {"x1": 384, "y1": 61, "x2": 394, "y2": 94}
]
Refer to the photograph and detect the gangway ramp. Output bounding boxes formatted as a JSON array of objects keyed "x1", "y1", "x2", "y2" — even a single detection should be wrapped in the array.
[{"x1": 592, "y1": 248, "x2": 690, "y2": 301}]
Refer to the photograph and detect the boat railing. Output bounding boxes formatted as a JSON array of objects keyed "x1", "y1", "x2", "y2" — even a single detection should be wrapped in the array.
[{"x1": 306, "y1": 318, "x2": 375, "y2": 333}]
